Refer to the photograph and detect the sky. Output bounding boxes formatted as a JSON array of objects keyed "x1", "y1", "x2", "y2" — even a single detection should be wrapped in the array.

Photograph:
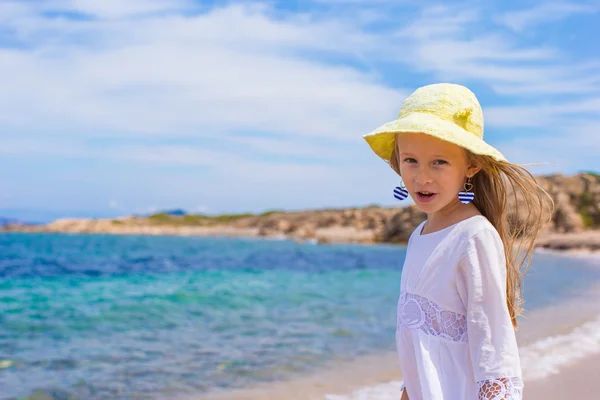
[{"x1": 0, "y1": 0, "x2": 599, "y2": 221}]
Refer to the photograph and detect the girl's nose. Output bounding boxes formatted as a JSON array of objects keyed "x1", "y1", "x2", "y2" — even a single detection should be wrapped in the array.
[{"x1": 414, "y1": 169, "x2": 433, "y2": 185}]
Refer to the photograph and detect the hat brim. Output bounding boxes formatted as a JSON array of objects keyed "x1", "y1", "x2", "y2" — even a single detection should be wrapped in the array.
[{"x1": 362, "y1": 112, "x2": 507, "y2": 163}]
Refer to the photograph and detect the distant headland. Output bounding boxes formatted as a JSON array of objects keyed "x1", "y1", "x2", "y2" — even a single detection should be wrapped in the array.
[{"x1": 3, "y1": 173, "x2": 599, "y2": 253}]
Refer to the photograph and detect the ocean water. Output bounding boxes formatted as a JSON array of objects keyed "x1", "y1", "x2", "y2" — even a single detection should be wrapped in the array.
[{"x1": 1, "y1": 233, "x2": 600, "y2": 400}]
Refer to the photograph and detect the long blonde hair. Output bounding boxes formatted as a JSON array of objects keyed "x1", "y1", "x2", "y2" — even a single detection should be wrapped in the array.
[{"x1": 389, "y1": 136, "x2": 554, "y2": 328}]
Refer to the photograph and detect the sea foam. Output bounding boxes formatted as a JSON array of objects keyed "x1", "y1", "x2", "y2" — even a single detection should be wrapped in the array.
[{"x1": 520, "y1": 313, "x2": 600, "y2": 381}]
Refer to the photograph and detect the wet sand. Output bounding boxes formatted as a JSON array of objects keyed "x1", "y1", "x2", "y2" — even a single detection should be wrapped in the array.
[
  {"x1": 524, "y1": 353, "x2": 600, "y2": 399},
  {"x1": 192, "y1": 352, "x2": 403, "y2": 400}
]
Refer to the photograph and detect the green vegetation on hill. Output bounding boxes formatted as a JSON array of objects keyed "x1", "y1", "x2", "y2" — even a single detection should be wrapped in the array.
[
  {"x1": 145, "y1": 212, "x2": 256, "y2": 226},
  {"x1": 141, "y1": 208, "x2": 291, "y2": 225},
  {"x1": 574, "y1": 172, "x2": 600, "y2": 228},
  {"x1": 582, "y1": 170, "x2": 599, "y2": 175},
  {"x1": 259, "y1": 209, "x2": 284, "y2": 216},
  {"x1": 140, "y1": 206, "x2": 382, "y2": 227},
  {"x1": 578, "y1": 189, "x2": 598, "y2": 228}
]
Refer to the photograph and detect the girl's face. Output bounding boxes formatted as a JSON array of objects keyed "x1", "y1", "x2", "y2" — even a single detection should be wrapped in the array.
[{"x1": 396, "y1": 133, "x2": 479, "y2": 214}]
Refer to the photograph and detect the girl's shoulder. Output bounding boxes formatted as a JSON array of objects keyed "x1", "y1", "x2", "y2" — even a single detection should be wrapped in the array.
[
  {"x1": 454, "y1": 215, "x2": 504, "y2": 257},
  {"x1": 457, "y1": 215, "x2": 498, "y2": 236}
]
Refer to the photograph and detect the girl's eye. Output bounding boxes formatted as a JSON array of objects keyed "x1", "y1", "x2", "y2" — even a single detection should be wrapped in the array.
[
  {"x1": 404, "y1": 158, "x2": 417, "y2": 163},
  {"x1": 433, "y1": 159, "x2": 448, "y2": 165}
]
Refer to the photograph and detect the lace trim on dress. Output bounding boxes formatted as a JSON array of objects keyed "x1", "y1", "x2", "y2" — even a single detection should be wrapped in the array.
[
  {"x1": 477, "y1": 377, "x2": 523, "y2": 400},
  {"x1": 397, "y1": 292, "x2": 468, "y2": 342}
]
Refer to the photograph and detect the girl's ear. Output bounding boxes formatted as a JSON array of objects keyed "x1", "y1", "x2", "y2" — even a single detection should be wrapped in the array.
[
  {"x1": 466, "y1": 163, "x2": 481, "y2": 179},
  {"x1": 463, "y1": 150, "x2": 482, "y2": 179}
]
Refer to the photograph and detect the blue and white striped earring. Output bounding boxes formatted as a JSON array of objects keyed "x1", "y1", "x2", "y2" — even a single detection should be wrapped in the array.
[
  {"x1": 393, "y1": 180, "x2": 409, "y2": 201},
  {"x1": 458, "y1": 178, "x2": 475, "y2": 204}
]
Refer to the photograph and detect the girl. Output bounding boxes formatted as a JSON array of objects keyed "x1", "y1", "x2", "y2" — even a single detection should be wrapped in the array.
[{"x1": 362, "y1": 83, "x2": 552, "y2": 400}]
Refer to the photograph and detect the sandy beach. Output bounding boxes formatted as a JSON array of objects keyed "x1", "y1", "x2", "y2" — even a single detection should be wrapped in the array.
[
  {"x1": 524, "y1": 353, "x2": 600, "y2": 399},
  {"x1": 195, "y1": 252, "x2": 600, "y2": 400}
]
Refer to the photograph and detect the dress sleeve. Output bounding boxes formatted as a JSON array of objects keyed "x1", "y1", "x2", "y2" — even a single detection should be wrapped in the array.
[{"x1": 456, "y1": 227, "x2": 524, "y2": 400}]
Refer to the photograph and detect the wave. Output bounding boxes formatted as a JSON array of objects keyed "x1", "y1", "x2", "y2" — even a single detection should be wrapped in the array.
[
  {"x1": 520, "y1": 313, "x2": 600, "y2": 381},
  {"x1": 326, "y1": 313, "x2": 600, "y2": 399},
  {"x1": 325, "y1": 380, "x2": 404, "y2": 400}
]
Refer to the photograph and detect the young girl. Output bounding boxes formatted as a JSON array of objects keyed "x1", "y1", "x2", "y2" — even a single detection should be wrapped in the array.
[{"x1": 362, "y1": 83, "x2": 552, "y2": 400}]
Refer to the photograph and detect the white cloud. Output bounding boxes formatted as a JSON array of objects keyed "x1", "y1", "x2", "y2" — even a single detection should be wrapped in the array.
[
  {"x1": 0, "y1": 138, "x2": 88, "y2": 157},
  {"x1": 139, "y1": 206, "x2": 159, "y2": 215},
  {"x1": 193, "y1": 204, "x2": 210, "y2": 214},
  {"x1": 495, "y1": 2, "x2": 599, "y2": 32},
  {"x1": 489, "y1": 78, "x2": 600, "y2": 95},
  {"x1": 1, "y1": 1, "x2": 599, "y2": 214},
  {"x1": 498, "y1": 125, "x2": 600, "y2": 173},
  {"x1": 0, "y1": 2, "x2": 597, "y2": 142},
  {"x1": 229, "y1": 135, "x2": 352, "y2": 160},
  {"x1": 0, "y1": 137, "x2": 356, "y2": 191},
  {"x1": 391, "y1": 5, "x2": 600, "y2": 97},
  {"x1": 1, "y1": 0, "x2": 196, "y2": 20},
  {"x1": 310, "y1": 0, "x2": 398, "y2": 3},
  {"x1": 0, "y1": 3, "x2": 402, "y2": 141},
  {"x1": 67, "y1": 0, "x2": 195, "y2": 18},
  {"x1": 397, "y1": 6, "x2": 480, "y2": 38},
  {"x1": 485, "y1": 97, "x2": 600, "y2": 128}
]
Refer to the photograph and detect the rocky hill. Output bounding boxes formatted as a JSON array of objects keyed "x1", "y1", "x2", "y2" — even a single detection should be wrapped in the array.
[{"x1": 3, "y1": 173, "x2": 600, "y2": 252}]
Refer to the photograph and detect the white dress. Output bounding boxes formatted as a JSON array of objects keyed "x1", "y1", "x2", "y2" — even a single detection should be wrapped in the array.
[{"x1": 396, "y1": 215, "x2": 523, "y2": 400}]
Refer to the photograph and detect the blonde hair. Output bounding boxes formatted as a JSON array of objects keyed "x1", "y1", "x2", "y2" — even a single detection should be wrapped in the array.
[{"x1": 389, "y1": 136, "x2": 554, "y2": 329}]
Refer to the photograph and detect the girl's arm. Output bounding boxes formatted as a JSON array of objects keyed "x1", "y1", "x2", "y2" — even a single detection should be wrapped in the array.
[
  {"x1": 456, "y1": 227, "x2": 523, "y2": 400},
  {"x1": 400, "y1": 388, "x2": 409, "y2": 400}
]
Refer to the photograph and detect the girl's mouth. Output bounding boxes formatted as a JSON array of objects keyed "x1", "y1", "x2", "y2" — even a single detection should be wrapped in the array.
[{"x1": 416, "y1": 191, "x2": 437, "y2": 203}]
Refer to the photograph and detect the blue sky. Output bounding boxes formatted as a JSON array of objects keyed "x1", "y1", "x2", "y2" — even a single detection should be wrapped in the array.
[{"x1": 0, "y1": 0, "x2": 599, "y2": 221}]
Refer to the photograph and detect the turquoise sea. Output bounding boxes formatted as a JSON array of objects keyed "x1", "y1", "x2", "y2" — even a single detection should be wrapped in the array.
[{"x1": 1, "y1": 233, "x2": 600, "y2": 399}]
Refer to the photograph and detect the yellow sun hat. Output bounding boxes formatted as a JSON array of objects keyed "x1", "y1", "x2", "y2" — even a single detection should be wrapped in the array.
[{"x1": 362, "y1": 83, "x2": 507, "y2": 163}]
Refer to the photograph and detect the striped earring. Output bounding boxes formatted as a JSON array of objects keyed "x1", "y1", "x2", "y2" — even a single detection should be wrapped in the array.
[
  {"x1": 458, "y1": 178, "x2": 474, "y2": 204},
  {"x1": 393, "y1": 180, "x2": 409, "y2": 201}
]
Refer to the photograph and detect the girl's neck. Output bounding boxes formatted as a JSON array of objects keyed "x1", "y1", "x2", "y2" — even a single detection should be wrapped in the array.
[{"x1": 423, "y1": 200, "x2": 481, "y2": 233}]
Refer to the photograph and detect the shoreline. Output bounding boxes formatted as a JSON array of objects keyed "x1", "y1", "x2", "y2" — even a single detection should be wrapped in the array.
[
  {"x1": 191, "y1": 256, "x2": 600, "y2": 400},
  {"x1": 189, "y1": 352, "x2": 403, "y2": 400},
  {"x1": 3, "y1": 223, "x2": 600, "y2": 254}
]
